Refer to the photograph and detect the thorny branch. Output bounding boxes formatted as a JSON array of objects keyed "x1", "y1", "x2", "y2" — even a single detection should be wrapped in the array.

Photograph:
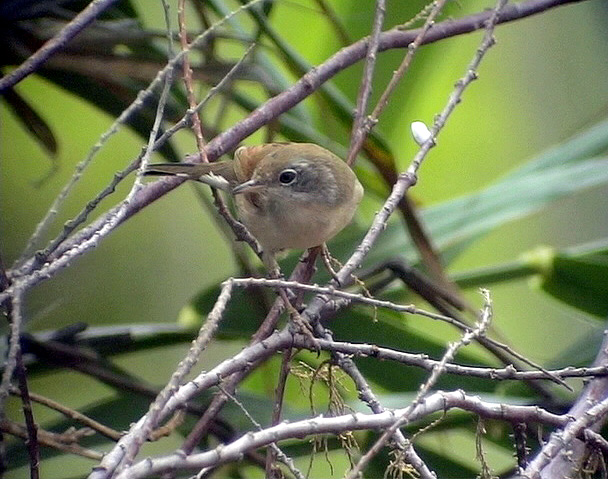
[
  {"x1": 115, "y1": 390, "x2": 586, "y2": 479},
  {"x1": 345, "y1": 0, "x2": 386, "y2": 166},
  {"x1": 1, "y1": 0, "x2": 599, "y2": 478},
  {"x1": 344, "y1": 289, "x2": 494, "y2": 479}
]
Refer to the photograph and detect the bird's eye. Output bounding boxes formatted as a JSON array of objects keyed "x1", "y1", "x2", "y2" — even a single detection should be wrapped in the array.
[{"x1": 278, "y1": 169, "x2": 297, "y2": 185}]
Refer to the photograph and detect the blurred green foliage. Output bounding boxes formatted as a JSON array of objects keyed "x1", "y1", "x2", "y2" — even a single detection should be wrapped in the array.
[{"x1": 2, "y1": 0, "x2": 608, "y2": 477}]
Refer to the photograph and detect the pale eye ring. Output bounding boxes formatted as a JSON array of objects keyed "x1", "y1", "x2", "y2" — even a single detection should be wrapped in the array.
[{"x1": 278, "y1": 169, "x2": 298, "y2": 185}]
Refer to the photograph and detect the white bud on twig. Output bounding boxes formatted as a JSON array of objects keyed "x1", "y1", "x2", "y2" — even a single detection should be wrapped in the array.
[{"x1": 411, "y1": 121, "x2": 432, "y2": 146}]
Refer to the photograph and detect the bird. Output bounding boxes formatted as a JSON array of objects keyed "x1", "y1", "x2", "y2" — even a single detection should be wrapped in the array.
[{"x1": 144, "y1": 142, "x2": 363, "y2": 273}]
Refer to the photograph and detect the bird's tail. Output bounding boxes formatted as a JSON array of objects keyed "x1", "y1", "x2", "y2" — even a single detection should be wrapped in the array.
[
  {"x1": 143, "y1": 163, "x2": 199, "y2": 178},
  {"x1": 143, "y1": 162, "x2": 236, "y2": 192}
]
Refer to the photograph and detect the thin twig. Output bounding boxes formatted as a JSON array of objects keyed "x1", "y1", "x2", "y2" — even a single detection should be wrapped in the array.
[
  {"x1": 177, "y1": 307, "x2": 284, "y2": 454},
  {"x1": 9, "y1": 387, "x2": 122, "y2": 441},
  {"x1": 217, "y1": 384, "x2": 306, "y2": 479},
  {"x1": 398, "y1": 1, "x2": 440, "y2": 30},
  {"x1": 178, "y1": 0, "x2": 208, "y2": 158},
  {"x1": 265, "y1": 349, "x2": 294, "y2": 478},
  {"x1": 1, "y1": 420, "x2": 103, "y2": 460},
  {"x1": 345, "y1": 0, "x2": 386, "y2": 166},
  {"x1": 345, "y1": 290, "x2": 494, "y2": 479},
  {"x1": 15, "y1": 350, "x2": 40, "y2": 479},
  {"x1": 116, "y1": 390, "x2": 574, "y2": 479},
  {"x1": 288, "y1": 337, "x2": 608, "y2": 381}
]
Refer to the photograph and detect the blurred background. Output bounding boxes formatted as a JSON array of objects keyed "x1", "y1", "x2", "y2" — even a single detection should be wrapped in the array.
[{"x1": 1, "y1": 0, "x2": 608, "y2": 477}]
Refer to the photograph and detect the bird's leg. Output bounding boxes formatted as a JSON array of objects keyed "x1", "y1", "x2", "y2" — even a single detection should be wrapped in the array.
[
  {"x1": 264, "y1": 252, "x2": 318, "y2": 349},
  {"x1": 262, "y1": 251, "x2": 282, "y2": 280},
  {"x1": 278, "y1": 287, "x2": 319, "y2": 349}
]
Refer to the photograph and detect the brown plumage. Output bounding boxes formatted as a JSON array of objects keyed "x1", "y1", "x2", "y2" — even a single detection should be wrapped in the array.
[{"x1": 145, "y1": 143, "x2": 363, "y2": 271}]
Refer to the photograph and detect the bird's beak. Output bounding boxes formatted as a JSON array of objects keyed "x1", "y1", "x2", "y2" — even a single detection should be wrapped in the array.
[{"x1": 232, "y1": 179, "x2": 263, "y2": 195}]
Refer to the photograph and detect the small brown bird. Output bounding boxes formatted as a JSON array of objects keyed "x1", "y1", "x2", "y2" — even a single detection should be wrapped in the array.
[{"x1": 145, "y1": 143, "x2": 363, "y2": 272}]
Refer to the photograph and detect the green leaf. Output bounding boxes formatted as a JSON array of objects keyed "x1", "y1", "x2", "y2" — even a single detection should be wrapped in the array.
[
  {"x1": 363, "y1": 153, "x2": 608, "y2": 267},
  {"x1": 536, "y1": 241, "x2": 608, "y2": 318},
  {"x1": 548, "y1": 326, "x2": 605, "y2": 368},
  {"x1": 318, "y1": 118, "x2": 608, "y2": 271},
  {"x1": 507, "y1": 117, "x2": 608, "y2": 179},
  {"x1": 427, "y1": 157, "x2": 608, "y2": 253},
  {"x1": 330, "y1": 306, "x2": 498, "y2": 394},
  {"x1": 182, "y1": 284, "x2": 270, "y2": 339},
  {"x1": 3, "y1": 88, "x2": 57, "y2": 155}
]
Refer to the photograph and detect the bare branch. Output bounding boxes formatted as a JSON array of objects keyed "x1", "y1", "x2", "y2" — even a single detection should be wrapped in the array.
[
  {"x1": 265, "y1": 349, "x2": 295, "y2": 478},
  {"x1": 117, "y1": 390, "x2": 571, "y2": 479},
  {"x1": 15, "y1": 350, "x2": 40, "y2": 479},
  {"x1": 345, "y1": 289, "x2": 494, "y2": 479},
  {"x1": 0, "y1": 288, "x2": 24, "y2": 415},
  {"x1": 1, "y1": 420, "x2": 103, "y2": 460},
  {"x1": 525, "y1": 397, "x2": 608, "y2": 478},
  {"x1": 9, "y1": 387, "x2": 122, "y2": 441},
  {"x1": 346, "y1": 0, "x2": 386, "y2": 166},
  {"x1": 288, "y1": 337, "x2": 608, "y2": 381}
]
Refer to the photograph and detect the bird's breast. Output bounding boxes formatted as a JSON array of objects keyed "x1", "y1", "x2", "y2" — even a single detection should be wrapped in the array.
[{"x1": 235, "y1": 194, "x2": 357, "y2": 253}]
